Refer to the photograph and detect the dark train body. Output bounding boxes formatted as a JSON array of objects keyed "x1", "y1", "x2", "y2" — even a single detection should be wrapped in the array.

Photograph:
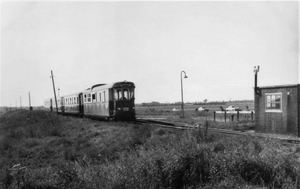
[{"x1": 44, "y1": 81, "x2": 136, "y2": 121}]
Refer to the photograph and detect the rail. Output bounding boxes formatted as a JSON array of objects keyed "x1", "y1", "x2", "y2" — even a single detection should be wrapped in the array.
[{"x1": 136, "y1": 118, "x2": 300, "y2": 146}]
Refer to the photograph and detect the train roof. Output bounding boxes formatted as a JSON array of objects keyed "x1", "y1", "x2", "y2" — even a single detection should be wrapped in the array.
[
  {"x1": 83, "y1": 81, "x2": 135, "y2": 93},
  {"x1": 46, "y1": 81, "x2": 135, "y2": 100}
]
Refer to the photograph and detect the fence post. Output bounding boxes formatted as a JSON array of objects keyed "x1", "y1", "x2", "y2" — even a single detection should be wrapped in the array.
[
  {"x1": 237, "y1": 111, "x2": 239, "y2": 122},
  {"x1": 224, "y1": 111, "x2": 226, "y2": 122},
  {"x1": 214, "y1": 111, "x2": 216, "y2": 122},
  {"x1": 251, "y1": 111, "x2": 253, "y2": 120}
]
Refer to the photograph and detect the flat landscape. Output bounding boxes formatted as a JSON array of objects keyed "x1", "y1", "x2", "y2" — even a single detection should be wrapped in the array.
[{"x1": 1, "y1": 108, "x2": 300, "y2": 189}]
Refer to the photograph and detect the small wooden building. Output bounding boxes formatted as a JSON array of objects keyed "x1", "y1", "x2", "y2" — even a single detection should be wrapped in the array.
[{"x1": 255, "y1": 84, "x2": 300, "y2": 136}]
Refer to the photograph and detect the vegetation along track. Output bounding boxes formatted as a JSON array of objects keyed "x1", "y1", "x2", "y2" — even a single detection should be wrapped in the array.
[{"x1": 136, "y1": 118, "x2": 300, "y2": 146}]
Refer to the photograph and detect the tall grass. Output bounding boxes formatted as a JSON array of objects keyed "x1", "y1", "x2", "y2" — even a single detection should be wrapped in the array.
[
  {"x1": 96, "y1": 132, "x2": 299, "y2": 189},
  {"x1": 0, "y1": 110, "x2": 63, "y2": 138},
  {"x1": 1, "y1": 110, "x2": 300, "y2": 189}
]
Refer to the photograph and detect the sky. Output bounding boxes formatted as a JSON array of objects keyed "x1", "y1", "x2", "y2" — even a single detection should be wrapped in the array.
[{"x1": 1, "y1": 1, "x2": 299, "y2": 107}]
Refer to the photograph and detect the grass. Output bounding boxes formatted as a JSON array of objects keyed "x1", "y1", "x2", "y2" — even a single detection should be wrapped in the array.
[{"x1": 1, "y1": 109, "x2": 300, "y2": 188}]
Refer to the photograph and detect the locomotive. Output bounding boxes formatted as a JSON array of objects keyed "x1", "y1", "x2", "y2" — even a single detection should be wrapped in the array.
[{"x1": 44, "y1": 81, "x2": 136, "y2": 121}]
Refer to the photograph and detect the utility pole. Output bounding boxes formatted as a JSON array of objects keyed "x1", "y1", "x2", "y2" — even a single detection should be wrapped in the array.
[
  {"x1": 28, "y1": 92, "x2": 32, "y2": 110},
  {"x1": 50, "y1": 70, "x2": 58, "y2": 114}
]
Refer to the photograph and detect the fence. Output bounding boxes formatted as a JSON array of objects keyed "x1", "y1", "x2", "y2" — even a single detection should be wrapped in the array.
[{"x1": 214, "y1": 111, "x2": 254, "y2": 122}]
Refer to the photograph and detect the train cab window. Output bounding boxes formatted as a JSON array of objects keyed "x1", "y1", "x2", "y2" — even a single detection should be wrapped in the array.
[
  {"x1": 114, "y1": 90, "x2": 118, "y2": 100},
  {"x1": 130, "y1": 88, "x2": 134, "y2": 99},
  {"x1": 123, "y1": 89, "x2": 129, "y2": 100},
  {"x1": 114, "y1": 89, "x2": 122, "y2": 100},
  {"x1": 77, "y1": 97, "x2": 79, "y2": 104}
]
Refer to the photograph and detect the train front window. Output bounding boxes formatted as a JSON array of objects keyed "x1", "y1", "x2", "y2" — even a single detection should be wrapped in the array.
[
  {"x1": 130, "y1": 88, "x2": 134, "y2": 99},
  {"x1": 114, "y1": 88, "x2": 134, "y2": 100},
  {"x1": 114, "y1": 89, "x2": 122, "y2": 100},
  {"x1": 123, "y1": 89, "x2": 129, "y2": 100}
]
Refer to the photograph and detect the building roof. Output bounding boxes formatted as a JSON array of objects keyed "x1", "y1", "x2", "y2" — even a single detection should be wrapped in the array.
[{"x1": 258, "y1": 84, "x2": 299, "y2": 89}]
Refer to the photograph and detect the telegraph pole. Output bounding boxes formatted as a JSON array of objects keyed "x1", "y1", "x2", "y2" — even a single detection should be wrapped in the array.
[
  {"x1": 28, "y1": 92, "x2": 32, "y2": 110},
  {"x1": 50, "y1": 70, "x2": 58, "y2": 114}
]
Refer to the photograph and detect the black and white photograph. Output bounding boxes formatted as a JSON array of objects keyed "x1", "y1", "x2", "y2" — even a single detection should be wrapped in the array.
[{"x1": 1, "y1": 1, "x2": 299, "y2": 188}]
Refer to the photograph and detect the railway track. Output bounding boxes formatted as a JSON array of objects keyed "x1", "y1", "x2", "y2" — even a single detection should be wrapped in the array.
[{"x1": 136, "y1": 118, "x2": 300, "y2": 146}]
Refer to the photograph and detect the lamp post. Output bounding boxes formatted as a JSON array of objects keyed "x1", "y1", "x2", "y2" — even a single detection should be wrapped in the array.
[
  {"x1": 254, "y1": 65, "x2": 260, "y2": 96},
  {"x1": 180, "y1": 71, "x2": 188, "y2": 118}
]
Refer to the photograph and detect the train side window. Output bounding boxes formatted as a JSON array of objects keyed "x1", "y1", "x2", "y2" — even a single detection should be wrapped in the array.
[
  {"x1": 77, "y1": 97, "x2": 79, "y2": 104},
  {"x1": 99, "y1": 93, "x2": 102, "y2": 102},
  {"x1": 84, "y1": 94, "x2": 87, "y2": 102},
  {"x1": 87, "y1": 94, "x2": 91, "y2": 102},
  {"x1": 103, "y1": 91, "x2": 106, "y2": 102},
  {"x1": 92, "y1": 93, "x2": 96, "y2": 102}
]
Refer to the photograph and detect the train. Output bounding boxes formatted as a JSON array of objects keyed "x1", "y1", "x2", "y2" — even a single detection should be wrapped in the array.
[{"x1": 44, "y1": 81, "x2": 136, "y2": 121}]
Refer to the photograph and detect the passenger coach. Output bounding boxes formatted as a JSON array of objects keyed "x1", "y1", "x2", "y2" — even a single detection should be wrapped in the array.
[{"x1": 44, "y1": 81, "x2": 136, "y2": 121}]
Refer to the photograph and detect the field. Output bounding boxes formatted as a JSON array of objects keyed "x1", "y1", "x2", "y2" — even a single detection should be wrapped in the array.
[
  {"x1": 136, "y1": 102, "x2": 255, "y2": 130},
  {"x1": 1, "y1": 109, "x2": 300, "y2": 188},
  {"x1": 137, "y1": 101, "x2": 254, "y2": 113}
]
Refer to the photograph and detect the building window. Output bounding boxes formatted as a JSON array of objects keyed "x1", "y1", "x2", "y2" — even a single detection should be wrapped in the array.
[{"x1": 265, "y1": 93, "x2": 282, "y2": 112}]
